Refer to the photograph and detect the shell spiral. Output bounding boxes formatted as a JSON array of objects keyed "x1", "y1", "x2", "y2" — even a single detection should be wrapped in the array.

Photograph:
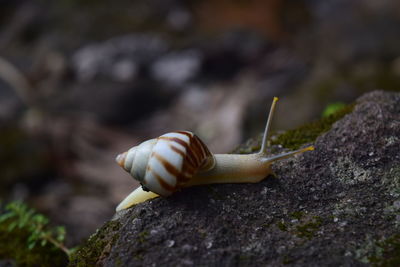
[{"x1": 117, "y1": 131, "x2": 215, "y2": 196}]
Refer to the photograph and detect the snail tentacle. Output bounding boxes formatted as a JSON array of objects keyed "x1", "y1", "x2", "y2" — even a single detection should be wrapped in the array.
[{"x1": 260, "y1": 96, "x2": 278, "y2": 155}]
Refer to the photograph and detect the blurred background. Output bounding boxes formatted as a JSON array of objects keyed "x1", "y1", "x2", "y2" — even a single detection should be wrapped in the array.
[{"x1": 1, "y1": 0, "x2": 400, "y2": 245}]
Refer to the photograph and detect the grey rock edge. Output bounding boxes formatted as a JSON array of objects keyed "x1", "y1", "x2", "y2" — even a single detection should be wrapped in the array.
[{"x1": 70, "y1": 90, "x2": 400, "y2": 267}]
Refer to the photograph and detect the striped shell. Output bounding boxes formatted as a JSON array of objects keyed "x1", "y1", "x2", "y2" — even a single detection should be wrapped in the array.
[{"x1": 116, "y1": 131, "x2": 215, "y2": 196}]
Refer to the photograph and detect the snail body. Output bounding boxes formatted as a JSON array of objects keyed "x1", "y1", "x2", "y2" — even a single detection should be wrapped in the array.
[{"x1": 116, "y1": 97, "x2": 314, "y2": 211}]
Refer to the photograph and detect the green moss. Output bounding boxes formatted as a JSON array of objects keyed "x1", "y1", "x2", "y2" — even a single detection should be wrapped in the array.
[
  {"x1": 294, "y1": 217, "x2": 323, "y2": 239},
  {"x1": 262, "y1": 222, "x2": 272, "y2": 228},
  {"x1": 383, "y1": 166, "x2": 400, "y2": 197},
  {"x1": 290, "y1": 211, "x2": 304, "y2": 220},
  {"x1": 233, "y1": 101, "x2": 354, "y2": 153},
  {"x1": 277, "y1": 214, "x2": 323, "y2": 240},
  {"x1": 238, "y1": 254, "x2": 254, "y2": 265},
  {"x1": 133, "y1": 252, "x2": 144, "y2": 261},
  {"x1": 115, "y1": 257, "x2": 124, "y2": 267},
  {"x1": 239, "y1": 254, "x2": 250, "y2": 261},
  {"x1": 233, "y1": 137, "x2": 261, "y2": 154},
  {"x1": 282, "y1": 254, "x2": 295, "y2": 265},
  {"x1": 271, "y1": 104, "x2": 355, "y2": 150},
  {"x1": 357, "y1": 234, "x2": 400, "y2": 266},
  {"x1": 68, "y1": 221, "x2": 121, "y2": 267},
  {"x1": 137, "y1": 231, "x2": 149, "y2": 243},
  {"x1": 275, "y1": 215, "x2": 324, "y2": 264},
  {"x1": 367, "y1": 234, "x2": 400, "y2": 266},
  {"x1": 277, "y1": 221, "x2": 288, "y2": 231}
]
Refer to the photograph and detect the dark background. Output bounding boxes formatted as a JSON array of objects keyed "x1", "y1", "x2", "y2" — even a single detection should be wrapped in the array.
[{"x1": 1, "y1": 0, "x2": 400, "y2": 245}]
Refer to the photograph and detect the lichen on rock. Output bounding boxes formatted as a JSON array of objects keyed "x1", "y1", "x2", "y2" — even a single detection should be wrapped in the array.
[
  {"x1": 69, "y1": 90, "x2": 400, "y2": 266},
  {"x1": 68, "y1": 221, "x2": 121, "y2": 267}
]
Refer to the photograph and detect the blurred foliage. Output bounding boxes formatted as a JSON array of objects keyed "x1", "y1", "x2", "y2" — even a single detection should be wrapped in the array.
[
  {"x1": 0, "y1": 201, "x2": 70, "y2": 266},
  {"x1": 0, "y1": 125, "x2": 53, "y2": 195},
  {"x1": 315, "y1": 63, "x2": 400, "y2": 104},
  {"x1": 322, "y1": 102, "x2": 346, "y2": 118}
]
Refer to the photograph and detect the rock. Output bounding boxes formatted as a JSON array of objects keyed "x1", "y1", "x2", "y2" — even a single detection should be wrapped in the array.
[{"x1": 69, "y1": 90, "x2": 400, "y2": 266}]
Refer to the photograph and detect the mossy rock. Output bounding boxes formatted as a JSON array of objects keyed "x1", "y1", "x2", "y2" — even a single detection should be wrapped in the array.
[
  {"x1": 69, "y1": 91, "x2": 400, "y2": 266},
  {"x1": 68, "y1": 221, "x2": 121, "y2": 267}
]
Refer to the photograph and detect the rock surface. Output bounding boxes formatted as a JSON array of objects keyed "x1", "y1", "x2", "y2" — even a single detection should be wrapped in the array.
[{"x1": 69, "y1": 91, "x2": 400, "y2": 266}]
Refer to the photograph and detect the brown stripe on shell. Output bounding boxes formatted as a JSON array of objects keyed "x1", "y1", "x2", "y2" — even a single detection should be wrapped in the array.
[
  {"x1": 170, "y1": 145, "x2": 185, "y2": 158},
  {"x1": 174, "y1": 134, "x2": 214, "y2": 190},
  {"x1": 176, "y1": 173, "x2": 191, "y2": 185},
  {"x1": 194, "y1": 135, "x2": 215, "y2": 171},
  {"x1": 160, "y1": 135, "x2": 201, "y2": 166},
  {"x1": 175, "y1": 161, "x2": 195, "y2": 185},
  {"x1": 175, "y1": 132, "x2": 202, "y2": 164},
  {"x1": 192, "y1": 135, "x2": 208, "y2": 163},
  {"x1": 182, "y1": 161, "x2": 196, "y2": 174},
  {"x1": 152, "y1": 169, "x2": 175, "y2": 192},
  {"x1": 144, "y1": 162, "x2": 175, "y2": 193},
  {"x1": 176, "y1": 131, "x2": 203, "y2": 167},
  {"x1": 159, "y1": 136, "x2": 189, "y2": 150},
  {"x1": 186, "y1": 140, "x2": 200, "y2": 165},
  {"x1": 152, "y1": 152, "x2": 180, "y2": 178},
  {"x1": 158, "y1": 135, "x2": 197, "y2": 167},
  {"x1": 170, "y1": 144, "x2": 196, "y2": 170},
  {"x1": 151, "y1": 132, "x2": 215, "y2": 192},
  {"x1": 192, "y1": 134, "x2": 206, "y2": 159},
  {"x1": 183, "y1": 148, "x2": 197, "y2": 167},
  {"x1": 200, "y1": 156, "x2": 214, "y2": 170},
  {"x1": 195, "y1": 134, "x2": 212, "y2": 157},
  {"x1": 176, "y1": 131, "x2": 193, "y2": 138}
]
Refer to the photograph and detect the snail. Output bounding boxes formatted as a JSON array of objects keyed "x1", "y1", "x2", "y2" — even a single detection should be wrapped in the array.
[{"x1": 115, "y1": 97, "x2": 314, "y2": 211}]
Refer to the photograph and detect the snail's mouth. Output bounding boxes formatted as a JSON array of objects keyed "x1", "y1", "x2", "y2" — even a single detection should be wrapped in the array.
[{"x1": 115, "y1": 152, "x2": 128, "y2": 168}]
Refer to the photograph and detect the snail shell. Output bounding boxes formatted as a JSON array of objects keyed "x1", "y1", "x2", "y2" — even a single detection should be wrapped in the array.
[{"x1": 117, "y1": 131, "x2": 215, "y2": 196}]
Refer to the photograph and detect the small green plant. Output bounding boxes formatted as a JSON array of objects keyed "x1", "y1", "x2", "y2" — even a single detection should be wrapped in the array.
[
  {"x1": 322, "y1": 102, "x2": 347, "y2": 117},
  {"x1": 0, "y1": 201, "x2": 71, "y2": 259}
]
